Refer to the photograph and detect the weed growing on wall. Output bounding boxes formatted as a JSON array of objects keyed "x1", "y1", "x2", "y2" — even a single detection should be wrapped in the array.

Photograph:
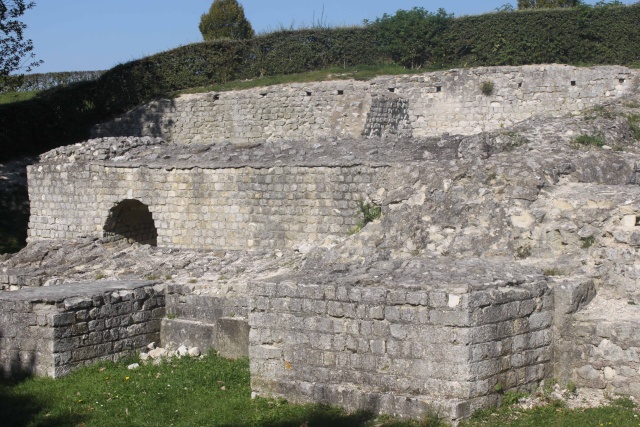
[
  {"x1": 349, "y1": 201, "x2": 382, "y2": 234},
  {"x1": 480, "y1": 80, "x2": 495, "y2": 96}
]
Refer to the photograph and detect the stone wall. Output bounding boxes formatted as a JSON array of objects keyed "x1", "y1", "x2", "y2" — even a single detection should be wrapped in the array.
[
  {"x1": 27, "y1": 162, "x2": 377, "y2": 250},
  {"x1": 0, "y1": 280, "x2": 164, "y2": 378},
  {"x1": 248, "y1": 261, "x2": 553, "y2": 422},
  {"x1": 92, "y1": 65, "x2": 638, "y2": 144},
  {"x1": 162, "y1": 283, "x2": 250, "y2": 359}
]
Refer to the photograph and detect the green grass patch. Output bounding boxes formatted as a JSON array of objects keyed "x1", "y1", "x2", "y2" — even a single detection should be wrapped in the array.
[
  {"x1": 573, "y1": 134, "x2": 606, "y2": 148},
  {"x1": 627, "y1": 114, "x2": 640, "y2": 140},
  {"x1": 3, "y1": 355, "x2": 640, "y2": 427},
  {"x1": 177, "y1": 64, "x2": 422, "y2": 96},
  {"x1": 460, "y1": 397, "x2": 640, "y2": 427},
  {"x1": 0, "y1": 91, "x2": 38, "y2": 105},
  {"x1": 543, "y1": 268, "x2": 565, "y2": 277},
  {"x1": 0, "y1": 354, "x2": 425, "y2": 427}
]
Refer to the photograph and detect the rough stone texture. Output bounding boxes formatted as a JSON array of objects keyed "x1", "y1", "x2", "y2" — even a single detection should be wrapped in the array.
[
  {"x1": 3, "y1": 64, "x2": 640, "y2": 422},
  {"x1": 0, "y1": 280, "x2": 164, "y2": 377},
  {"x1": 27, "y1": 147, "x2": 376, "y2": 249},
  {"x1": 249, "y1": 260, "x2": 553, "y2": 421},
  {"x1": 161, "y1": 282, "x2": 250, "y2": 358},
  {"x1": 555, "y1": 293, "x2": 640, "y2": 396},
  {"x1": 92, "y1": 65, "x2": 638, "y2": 143}
]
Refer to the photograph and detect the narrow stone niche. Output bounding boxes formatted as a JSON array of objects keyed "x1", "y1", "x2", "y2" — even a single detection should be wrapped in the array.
[{"x1": 103, "y1": 199, "x2": 158, "y2": 246}]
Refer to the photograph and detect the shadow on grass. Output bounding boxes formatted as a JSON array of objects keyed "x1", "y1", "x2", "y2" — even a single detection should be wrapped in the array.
[
  {"x1": 0, "y1": 376, "x2": 85, "y2": 427},
  {"x1": 261, "y1": 408, "x2": 374, "y2": 427}
]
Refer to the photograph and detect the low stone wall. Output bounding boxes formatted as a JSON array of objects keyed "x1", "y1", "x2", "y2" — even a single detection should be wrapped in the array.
[
  {"x1": 248, "y1": 261, "x2": 552, "y2": 422},
  {"x1": 0, "y1": 280, "x2": 164, "y2": 377},
  {"x1": 27, "y1": 162, "x2": 376, "y2": 250},
  {"x1": 161, "y1": 283, "x2": 249, "y2": 358},
  {"x1": 557, "y1": 296, "x2": 640, "y2": 397},
  {"x1": 92, "y1": 65, "x2": 637, "y2": 144}
]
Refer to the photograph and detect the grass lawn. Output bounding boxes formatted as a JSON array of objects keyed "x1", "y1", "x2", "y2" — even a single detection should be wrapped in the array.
[
  {"x1": 0, "y1": 354, "x2": 435, "y2": 427},
  {"x1": 0, "y1": 91, "x2": 38, "y2": 105},
  {"x1": 174, "y1": 63, "x2": 427, "y2": 97},
  {"x1": 2, "y1": 353, "x2": 639, "y2": 427},
  {"x1": 460, "y1": 397, "x2": 640, "y2": 427}
]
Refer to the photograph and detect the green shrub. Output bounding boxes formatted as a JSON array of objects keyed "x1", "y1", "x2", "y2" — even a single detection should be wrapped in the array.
[{"x1": 480, "y1": 80, "x2": 495, "y2": 95}]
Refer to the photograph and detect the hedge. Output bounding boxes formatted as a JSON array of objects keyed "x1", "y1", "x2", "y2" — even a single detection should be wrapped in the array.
[{"x1": 0, "y1": 4, "x2": 639, "y2": 161}]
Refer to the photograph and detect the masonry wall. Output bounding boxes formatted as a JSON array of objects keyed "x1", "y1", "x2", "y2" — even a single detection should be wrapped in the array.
[
  {"x1": 27, "y1": 163, "x2": 377, "y2": 250},
  {"x1": 248, "y1": 277, "x2": 553, "y2": 421},
  {"x1": 162, "y1": 283, "x2": 250, "y2": 358},
  {"x1": 92, "y1": 65, "x2": 638, "y2": 143},
  {"x1": 0, "y1": 281, "x2": 164, "y2": 378}
]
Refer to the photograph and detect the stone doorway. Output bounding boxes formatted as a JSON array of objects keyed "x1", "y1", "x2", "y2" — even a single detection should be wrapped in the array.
[{"x1": 103, "y1": 199, "x2": 157, "y2": 246}]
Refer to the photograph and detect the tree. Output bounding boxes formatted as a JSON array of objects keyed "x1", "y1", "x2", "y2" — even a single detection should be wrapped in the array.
[
  {"x1": 0, "y1": 0, "x2": 41, "y2": 91},
  {"x1": 517, "y1": 0, "x2": 582, "y2": 8},
  {"x1": 199, "y1": 0, "x2": 254, "y2": 41}
]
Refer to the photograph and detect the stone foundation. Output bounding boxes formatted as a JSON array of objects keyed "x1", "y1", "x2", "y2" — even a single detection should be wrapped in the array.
[
  {"x1": 248, "y1": 260, "x2": 553, "y2": 422},
  {"x1": 0, "y1": 280, "x2": 164, "y2": 378}
]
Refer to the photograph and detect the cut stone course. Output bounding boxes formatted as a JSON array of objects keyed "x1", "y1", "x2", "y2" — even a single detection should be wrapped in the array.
[{"x1": 0, "y1": 280, "x2": 163, "y2": 377}]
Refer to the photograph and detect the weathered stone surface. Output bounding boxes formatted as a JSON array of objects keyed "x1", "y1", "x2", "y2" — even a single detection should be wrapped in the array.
[
  {"x1": 0, "y1": 280, "x2": 163, "y2": 377},
  {"x1": 91, "y1": 65, "x2": 637, "y2": 144}
]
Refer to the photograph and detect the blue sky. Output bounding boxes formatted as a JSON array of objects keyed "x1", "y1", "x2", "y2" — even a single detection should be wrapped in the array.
[{"x1": 21, "y1": 0, "x2": 638, "y2": 73}]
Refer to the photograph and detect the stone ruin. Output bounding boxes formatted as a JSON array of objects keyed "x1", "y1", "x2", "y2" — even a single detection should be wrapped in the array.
[{"x1": 2, "y1": 64, "x2": 640, "y2": 422}]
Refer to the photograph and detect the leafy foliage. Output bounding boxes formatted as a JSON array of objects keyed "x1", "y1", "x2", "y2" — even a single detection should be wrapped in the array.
[
  {"x1": 0, "y1": 0, "x2": 41, "y2": 91},
  {"x1": 199, "y1": 0, "x2": 254, "y2": 41},
  {"x1": 3, "y1": 70, "x2": 105, "y2": 93},
  {"x1": 368, "y1": 8, "x2": 454, "y2": 69},
  {"x1": 517, "y1": 0, "x2": 581, "y2": 9}
]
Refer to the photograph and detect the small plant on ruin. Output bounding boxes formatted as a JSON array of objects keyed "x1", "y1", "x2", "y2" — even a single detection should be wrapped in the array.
[
  {"x1": 146, "y1": 274, "x2": 159, "y2": 280},
  {"x1": 585, "y1": 105, "x2": 616, "y2": 120},
  {"x1": 350, "y1": 201, "x2": 382, "y2": 234},
  {"x1": 581, "y1": 235, "x2": 596, "y2": 248},
  {"x1": 189, "y1": 278, "x2": 198, "y2": 284},
  {"x1": 543, "y1": 378, "x2": 558, "y2": 397},
  {"x1": 624, "y1": 100, "x2": 640, "y2": 109},
  {"x1": 627, "y1": 114, "x2": 640, "y2": 140},
  {"x1": 166, "y1": 313, "x2": 177, "y2": 320},
  {"x1": 515, "y1": 243, "x2": 531, "y2": 259},
  {"x1": 480, "y1": 80, "x2": 495, "y2": 96},
  {"x1": 543, "y1": 268, "x2": 565, "y2": 276},
  {"x1": 503, "y1": 390, "x2": 528, "y2": 406},
  {"x1": 566, "y1": 380, "x2": 577, "y2": 395},
  {"x1": 95, "y1": 272, "x2": 106, "y2": 280},
  {"x1": 573, "y1": 134, "x2": 605, "y2": 148}
]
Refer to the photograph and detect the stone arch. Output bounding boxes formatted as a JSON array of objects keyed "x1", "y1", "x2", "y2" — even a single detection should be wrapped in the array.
[{"x1": 103, "y1": 199, "x2": 157, "y2": 246}]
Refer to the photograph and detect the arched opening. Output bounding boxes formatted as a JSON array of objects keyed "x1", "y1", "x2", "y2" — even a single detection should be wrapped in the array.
[{"x1": 103, "y1": 199, "x2": 157, "y2": 246}]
